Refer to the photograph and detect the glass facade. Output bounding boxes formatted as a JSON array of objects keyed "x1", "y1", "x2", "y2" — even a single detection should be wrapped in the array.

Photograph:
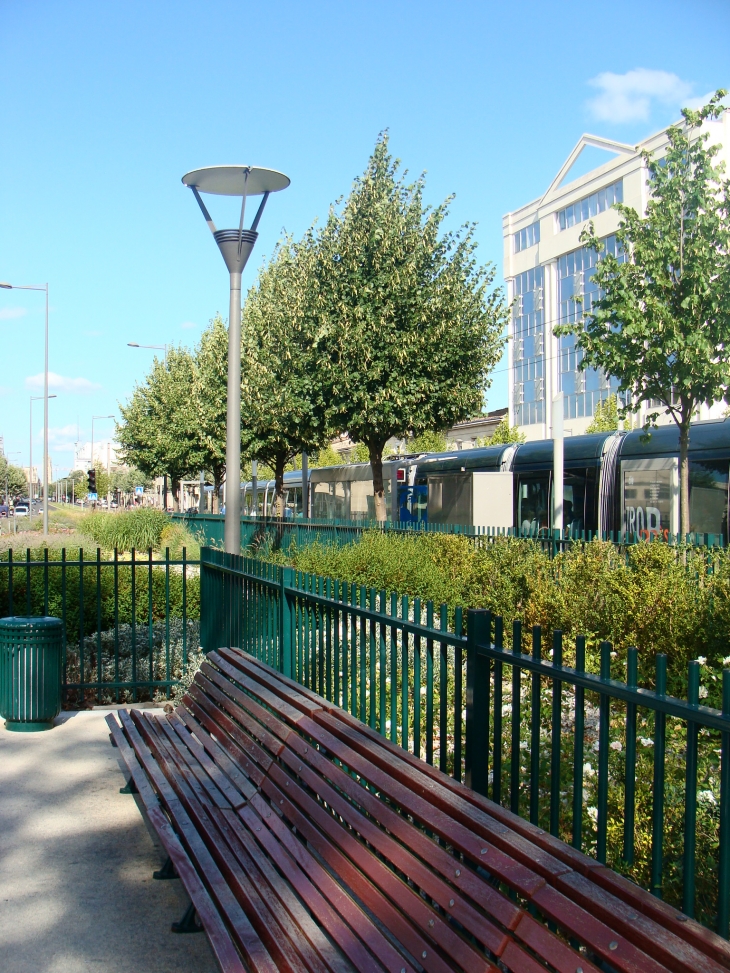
[
  {"x1": 514, "y1": 222, "x2": 540, "y2": 253},
  {"x1": 557, "y1": 180, "x2": 622, "y2": 231},
  {"x1": 512, "y1": 267, "x2": 545, "y2": 425},
  {"x1": 557, "y1": 236, "x2": 623, "y2": 419}
]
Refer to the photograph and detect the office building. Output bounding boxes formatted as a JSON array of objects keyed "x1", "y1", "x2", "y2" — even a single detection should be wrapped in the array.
[{"x1": 503, "y1": 109, "x2": 730, "y2": 440}]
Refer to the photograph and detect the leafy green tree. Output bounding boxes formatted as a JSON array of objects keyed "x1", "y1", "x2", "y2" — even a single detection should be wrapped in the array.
[
  {"x1": 585, "y1": 396, "x2": 620, "y2": 434},
  {"x1": 409, "y1": 430, "x2": 448, "y2": 453},
  {"x1": 117, "y1": 348, "x2": 200, "y2": 510},
  {"x1": 241, "y1": 237, "x2": 332, "y2": 516},
  {"x1": 557, "y1": 92, "x2": 730, "y2": 537},
  {"x1": 0, "y1": 456, "x2": 26, "y2": 500},
  {"x1": 191, "y1": 316, "x2": 228, "y2": 511},
  {"x1": 482, "y1": 415, "x2": 526, "y2": 445},
  {"x1": 311, "y1": 134, "x2": 507, "y2": 520}
]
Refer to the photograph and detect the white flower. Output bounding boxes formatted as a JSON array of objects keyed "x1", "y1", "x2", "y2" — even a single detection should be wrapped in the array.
[
  {"x1": 699, "y1": 789, "x2": 717, "y2": 805},
  {"x1": 610, "y1": 740, "x2": 623, "y2": 752},
  {"x1": 587, "y1": 807, "x2": 598, "y2": 823},
  {"x1": 420, "y1": 686, "x2": 427, "y2": 695},
  {"x1": 699, "y1": 686, "x2": 709, "y2": 699},
  {"x1": 697, "y1": 656, "x2": 707, "y2": 666},
  {"x1": 520, "y1": 741, "x2": 529, "y2": 750},
  {"x1": 584, "y1": 763, "x2": 596, "y2": 777},
  {"x1": 722, "y1": 656, "x2": 730, "y2": 668},
  {"x1": 640, "y1": 737, "x2": 654, "y2": 747},
  {"x1": 385, "y1": 719, "x2": 391, "y2": 730}
]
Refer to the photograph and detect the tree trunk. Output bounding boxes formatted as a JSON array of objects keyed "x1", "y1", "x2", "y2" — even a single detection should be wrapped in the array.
[
  {"x1": 679, "y1": 418, "x2": 690, "y2": 540},
  {"x1": 213, "y1": 467, "x2": 223, "y2": 514},
  {"x1": 367, "y1": 440, "x2": 388, "y2": 523},
  {"x1": 274, "y1": 452, "x2": 286, "y2": 520},
  {"x1": 172, "y1": 477, "x2": 180, "y2": 512},
  {"x1": 163, "y1": 474, "x2": 168, "y2": 512}
]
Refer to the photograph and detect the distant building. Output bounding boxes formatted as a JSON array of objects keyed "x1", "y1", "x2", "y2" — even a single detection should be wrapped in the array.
[
  {"x1": 503, "y1": 109, "x2": 730, "y2": 441},
  {"x1": 74, "y1": 439, "x2": 123, "y2": 472}
]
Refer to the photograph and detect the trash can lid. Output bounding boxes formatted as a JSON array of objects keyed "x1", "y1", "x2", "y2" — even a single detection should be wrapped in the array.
[{"x1": 0, "y1": 616, "x2": 63, "y2": 630}]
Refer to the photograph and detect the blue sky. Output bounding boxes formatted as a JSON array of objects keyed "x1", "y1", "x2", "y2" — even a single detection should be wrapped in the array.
[{"x1": 1, "y1": 0, "x2": 728, "y2": 477}]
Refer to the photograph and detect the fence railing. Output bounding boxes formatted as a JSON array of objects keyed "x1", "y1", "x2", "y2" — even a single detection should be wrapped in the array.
[
  {"x1": 179, "y1": 511, "x2": 726, "y2": 555},
  {"x1": 0, "y1": 548, "x2": 201, "y2": 704},
  {"x1": 199, "y1": 545, "x2": 730, "y2": 937}
]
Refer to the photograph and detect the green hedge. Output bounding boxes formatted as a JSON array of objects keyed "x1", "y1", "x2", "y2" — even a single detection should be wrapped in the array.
[{"x1": 269, "y1": 531, "x2": 730, "y2": 698}]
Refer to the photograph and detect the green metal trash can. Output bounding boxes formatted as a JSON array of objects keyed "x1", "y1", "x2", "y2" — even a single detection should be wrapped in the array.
[{"x1": 0, "y1": 617, "x2": 63, "y2": 732}]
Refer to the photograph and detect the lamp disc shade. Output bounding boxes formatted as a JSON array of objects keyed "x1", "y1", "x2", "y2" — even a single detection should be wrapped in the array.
[{"x1": 181, "y1": 166, "x2": 290, "y2": 196}]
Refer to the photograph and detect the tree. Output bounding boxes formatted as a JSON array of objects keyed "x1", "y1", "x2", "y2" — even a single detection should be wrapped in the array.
[
  {"x1": 557, "y1": 92, "x2": 730, "y2": 537},
  {"x1": 409, "y1": 430, "x2": 448, "y2": 453},
  {"x1": 191, "y1": 316, "x2": 228, "y2": 512},
  {"x1": 241, "y1": 237, "x2": 332, "y2": 516},
  {"x1": 117, "y1": 348, "x2": 200, "y2": 510},
  {"x1": 311, "y1": 134, "x2": 507, "y2": 520},
  {"x1": 0, "y1": 456, "x2": 26, "y2": 500},
  {"x1": 585, "y1": 396, "x2": 620, "y2": 434},
  {"x1": 482, "y1": 416, "x2": 525, "y2": 445}
]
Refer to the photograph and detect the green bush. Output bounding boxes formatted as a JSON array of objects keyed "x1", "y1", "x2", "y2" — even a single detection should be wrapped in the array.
[
  {"x1": 80, "y1": 509, "x2": 171, "y2": 552},
  {"x1": 272, "y1": 531, "x2": 730, "y2": 698},
  {"x1": 0, "y1": 547, "x2": 200, "y2": 638}
]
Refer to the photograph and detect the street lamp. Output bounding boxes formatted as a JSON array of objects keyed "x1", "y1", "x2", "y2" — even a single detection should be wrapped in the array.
[
  {"x1": 0, "y1": 281, "x2": 51, "y2": 536},
  {"x1": 181, "y1": 165, "x2": 290, "y2": 554},
  {"x1": 128, "y1": 342, "x2": 168, "y2": 364},
  {"x1": 30, "y1": 393, "x2": 57, "y2": 525}
]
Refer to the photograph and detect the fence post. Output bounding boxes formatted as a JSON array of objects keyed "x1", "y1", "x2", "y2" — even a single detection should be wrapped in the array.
[
  {"x1": 465, "y1": 608, "x2": 491, "y2": 797},
  {"x1": 280, "y1": 566, "x2": 295, "y2": 679}
]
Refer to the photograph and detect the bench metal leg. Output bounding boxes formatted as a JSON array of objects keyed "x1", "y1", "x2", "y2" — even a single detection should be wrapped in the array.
[
  {"x1": 119, "y1": 778, "x2": 138, "y2": 794},
  {"x1": 171, "y1": 901, "x2": 203, "y2": 934},
  {"x1": 153, "y1": 856, "x2": 177, "y2": 880}
]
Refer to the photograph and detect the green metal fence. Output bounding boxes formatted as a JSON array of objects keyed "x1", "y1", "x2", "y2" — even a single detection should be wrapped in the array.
[
  {"x1": 178, "y1": 511, "x2": 726, "y2": 555},
  {"x1": 0, "y1": 548, "x2": 200, "y2": 704},
  {"x1": 200, "y1": 544, "x2": 730, "y2": 937}
]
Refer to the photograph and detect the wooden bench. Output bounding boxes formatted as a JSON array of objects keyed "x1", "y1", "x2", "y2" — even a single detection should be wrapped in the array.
[{"x1": 107, "y1": 647, "x2": 730, "y2": 973}]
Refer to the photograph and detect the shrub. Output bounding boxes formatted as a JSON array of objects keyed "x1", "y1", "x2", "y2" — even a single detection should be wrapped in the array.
[{"x1": 80, "y1": 509, "x2": 171, "y2": 552}]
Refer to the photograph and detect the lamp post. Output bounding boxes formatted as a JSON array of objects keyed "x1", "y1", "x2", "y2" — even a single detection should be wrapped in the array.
[
  {"x1": 181, "y1": 165, "x2": 290, "y2": 554},
  {"x1": 29, "y1": 393, "x2": 57, "y2": 526},
  {"x1": 1, "y1": 281, "x2": 51, "y2": 535},
  {"x1": 127, "y1": 342, "x2": 168, "y2": 364}
]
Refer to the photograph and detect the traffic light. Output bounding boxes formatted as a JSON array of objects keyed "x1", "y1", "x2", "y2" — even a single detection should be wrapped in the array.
[{"x1": 88, "y1": 469, "x2": 96, "y2": 492}]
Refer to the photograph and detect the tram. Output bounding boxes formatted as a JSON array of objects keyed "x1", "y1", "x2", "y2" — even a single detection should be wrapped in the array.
[{"x1": 239, "y1": 418, "x2": 730, "y2": 541}]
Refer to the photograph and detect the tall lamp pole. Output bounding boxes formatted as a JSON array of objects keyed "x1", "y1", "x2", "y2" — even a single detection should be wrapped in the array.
[
  {"x1": 181, "y1": 165, "x2": 290, "y2": 554},
  {"x1": 30, "y1": 393, "x2": 57, "y2": 525},
  {"x1": 1, "y1": 281, "x2": 51, "y2": 535}
]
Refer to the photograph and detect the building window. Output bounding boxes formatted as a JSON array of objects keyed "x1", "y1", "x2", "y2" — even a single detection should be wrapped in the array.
[
  {"x1": 557, "y1": 181, "x2": 623, "y2": 232},
  {"x1": 557, "y1": 236, "x2": 624, "y2": 419},
  {"x1": 512, "y1": 267, "x2": 545, "y2": 426},
  {"x1": 514, "y1": 222, "x2": 540, "y2": 253}
]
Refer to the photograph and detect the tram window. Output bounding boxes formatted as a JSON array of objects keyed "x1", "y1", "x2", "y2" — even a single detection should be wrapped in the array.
[
  {"x1": 428, "y1": 474, "x2": 471, "y2": 525},
  {"x1": 622, "y1": 467, "x2": 672, "y2": 537},
  {"x1": 312, "y1": 482, "x2": 348, "y2": 520},
  {"x1": 564, "y1": 471, "x2": 587, "y2": 535},
  {"x1": 517, "y1": 476, "x2": 550, "y2": 534},
  {"x1": 690, "y1": 462, "x2": 728, "y2": 539}
]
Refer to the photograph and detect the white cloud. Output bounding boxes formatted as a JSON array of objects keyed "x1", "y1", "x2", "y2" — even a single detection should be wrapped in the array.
[
  {"x1": 49, "y1": 425, "x2": 80, "y2": 441},
  {"x1": 587, "y1": 69, "x2": 694, "y2": 123},
  {"x1": 0, "y1": 307, "x2": 27, "y2": 321},
  {"x1": 25, "y1": 372, "x2": 101, "y2": 394},
  {"x1": 180, "y1": 321, "x2": 197, "y2": 330}
]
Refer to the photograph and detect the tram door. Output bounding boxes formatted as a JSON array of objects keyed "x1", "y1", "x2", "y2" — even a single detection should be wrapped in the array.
[{"x1": 621, "y1": 458, "x2": 678, "y2": 538}]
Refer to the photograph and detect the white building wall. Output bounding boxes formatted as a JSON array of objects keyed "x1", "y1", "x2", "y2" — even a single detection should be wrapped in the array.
[{"x1": 504, "y1": 110, "x2": 730, "y2": 440}]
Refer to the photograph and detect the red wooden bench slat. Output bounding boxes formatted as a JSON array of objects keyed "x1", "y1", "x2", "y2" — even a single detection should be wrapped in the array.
[
  {"x1": 116, "y1": 709, "x2": 279, "y2": 973},
  {"x1": 106, "y1": 714, "x2": 250, "y2": 973}
]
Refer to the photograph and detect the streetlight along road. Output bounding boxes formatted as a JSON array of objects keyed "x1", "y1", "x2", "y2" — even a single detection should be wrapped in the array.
[
  {"x1": 0, "y1": 281, "x2": 52, "y2": 536},
  {"x1": 127, "y1": 342, "x2": 168, "y2": 364},
  {"x1": 181, "y1": 165, "x2": 289, "y2": 554},
  {"x1": 30, "y1": 394, "x2": 57, "y2": 525}
]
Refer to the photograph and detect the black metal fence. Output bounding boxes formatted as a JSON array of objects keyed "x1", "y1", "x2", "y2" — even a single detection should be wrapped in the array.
[{"x1": 0, "y1": 548, "x2": 200, "y2": 703}]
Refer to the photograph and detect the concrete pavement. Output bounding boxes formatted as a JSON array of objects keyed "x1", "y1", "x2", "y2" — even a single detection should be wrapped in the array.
[{"x1": 0, "y1": 710, "x2": 218, "y2": 973}]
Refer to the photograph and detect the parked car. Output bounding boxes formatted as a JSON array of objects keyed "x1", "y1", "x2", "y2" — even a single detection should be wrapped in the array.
[
  {"x1": 14, "y1": 505, "x2": 29, "y2": 517},
  {"x1": 0, "y1": 504, "x2": 8, "y2": 518}
]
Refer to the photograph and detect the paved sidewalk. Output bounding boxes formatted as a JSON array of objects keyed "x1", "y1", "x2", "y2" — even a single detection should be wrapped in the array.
[{"x1": 0, "y1": 710, "x2": 217, "y2": 973}]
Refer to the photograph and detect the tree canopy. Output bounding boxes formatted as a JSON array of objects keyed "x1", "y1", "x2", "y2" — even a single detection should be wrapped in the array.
[
  {"x1": 241, "y1": 237, "x2": 332, "y2": 515},
  {"x1": 556, "y1": 91, "x2": 730, "y2": 537},
  {"x1": 309, "y1": 133, "x2": 507, "y2": 519}
]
